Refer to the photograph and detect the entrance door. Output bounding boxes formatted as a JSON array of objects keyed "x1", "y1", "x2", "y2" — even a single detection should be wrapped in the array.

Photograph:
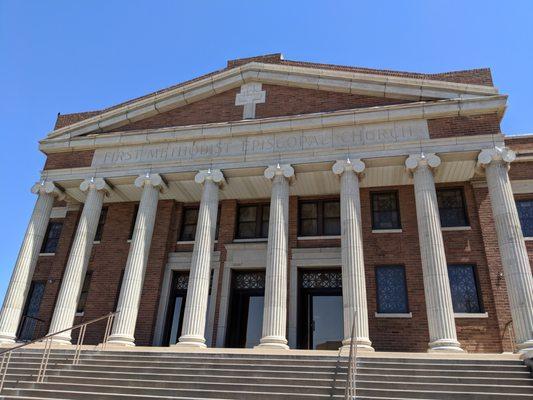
[
  {"x1": 225, "y1": 270, "x2": 265, "y2": 348},
  {"x1": 162, "y1": 272, "x2": 189, "y2": 345},
  {"x1": 298, "y1": 269, "x2": 343, "y2": 350},
  {"x1": 18, "y1": 281, "x2": 45, "y2": 341}
]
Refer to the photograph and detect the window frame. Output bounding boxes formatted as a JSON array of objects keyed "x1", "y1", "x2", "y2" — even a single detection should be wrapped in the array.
[
  {"x1": 447, "y1": 264, "x2": 484, "y2": 314},
  {"x1": 370, "y1": 190, "x2": 402, "y2": 231},
  {"x1": 436, "y1": 187, "x2": 470, "y2": 228},
  {"x1": 235, "y1": 203, "x2": 270, "y2": 240},
  {"x1": 178, "y1": 205, "x2": 220, "y2": 242},
  {"x1": 40, "y1": 221, "x2": 63, "y2": 254},
  {"x1": 76, "y1": 271, "x2": 93, "y2": 314},
  {"x1": 374, "y1": 265, "x2": 409, "y2": 314},
  {"x1": 94, "y1": 207, "x2": 108, "y2": 242},
  {"x1": 298, "y1": 199, "x2": 341, "y2": 237},
  {"x1": 516, "y1": 198, "x2": 533, "y2": 238}
]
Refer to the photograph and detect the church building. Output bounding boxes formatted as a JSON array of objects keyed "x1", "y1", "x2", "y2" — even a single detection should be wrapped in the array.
[{"x1": 1, "y1": 53, "x2": 532, "y2": 356}]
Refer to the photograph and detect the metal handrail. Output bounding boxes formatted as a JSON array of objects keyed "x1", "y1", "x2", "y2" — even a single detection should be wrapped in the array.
[
  {"x1": 344, "y1": 311, "x2": 358, "y2": 399},
  {"x1": 0, "y1": 311, "x2": 118, "y2": 393}
]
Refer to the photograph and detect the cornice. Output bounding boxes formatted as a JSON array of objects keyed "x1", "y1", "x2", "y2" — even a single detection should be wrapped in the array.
[
  {"x1": 40, "y1": 95, "x2": 507, "y2": 154},
  {"x1": 44, "y1": 61, "x2": 501, "y2": 141}
]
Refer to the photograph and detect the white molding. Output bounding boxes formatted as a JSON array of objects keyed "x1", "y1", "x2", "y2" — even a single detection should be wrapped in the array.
[
  {"x1": 75, "y1": 312, "x2": 84, "y2": 317},
  {"x1": 297, "y1": 235, "x2": 341, "y2": 240},
  {"x1": 524, "y1": 237, "x2": 533, "y2": 241},
  {"x1": 233, "y1": 238, "x2": 268, "y2": 243},
  {"x1": 40, "y1": 95, "x2": 507, "y2": 153},
  {"x1": 39, "y1": 253, "x2": 55, "y2": 257},
  {"x1": 215, "y1": 243, "x2": 267, "y2": 348},
  {"x1": 93, "y1": 241, "x2": 101, "y2": 244},
  {"x1": 50, "y1": 207, "x2": 67, "y2": 219},
  {"x1": 288, "y1": 247, "x2": 342, "y2": 348},
  {"x1": 511, "y1": 179, "x2": 533, "y2": 194},
  {"x1": 44, "y1": 61, "x2": 500, "y2": 141},
  {"x1": 375, "y1": 312, "x2": 412, "y2": 318},
  {"x1": 441, "y1": 226, "x2": 472, "y2": 231},
  {"x1": 371, "y1": 229, "x2": 403, "y2": 234},
  {"x1": 152, "y1": 251, "x2": 220, "y2": 347},
  {"x1": 454, "y1": 312, "x2": 489, "y2": 318}
]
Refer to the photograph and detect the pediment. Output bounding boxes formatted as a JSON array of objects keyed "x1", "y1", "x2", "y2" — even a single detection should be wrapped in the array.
[{"x1": 44, "y1": 61, "x2": 500, "y2": 142}]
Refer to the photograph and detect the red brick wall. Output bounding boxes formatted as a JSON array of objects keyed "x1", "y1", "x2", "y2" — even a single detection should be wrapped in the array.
[
  {"x1": 43, "y1": 150, "x2": 94, "y2": 170},
  {"x1": 428, "y1": 114, "x2": 501, "y2": 139}
]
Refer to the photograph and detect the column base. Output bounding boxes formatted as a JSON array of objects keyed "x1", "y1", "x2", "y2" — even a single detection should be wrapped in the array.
[
  {"x1": 49, "y1": 335, "x2": 72, "y2": 345},
  {"x1": 175, "y1": 334, "x2": 207, "y2": 348},
  {"x1": 0, "y1": 333, "x2": 16, "y2": 345},
  {"x1": 340, "y1": 338, "x2": 374, "y2": 353},
  {"x1": 517, "y1": 339, "x2": 533, "y2": 359},
  {"x1": 428, "y1": 339, "x2": 464, "y2": 353},
  {"x1": 256, "y1": 336, "x2": 289, "y2": 349},
  {"x1": 106, "y1": 334, "x2": 135, "y2": 347}
]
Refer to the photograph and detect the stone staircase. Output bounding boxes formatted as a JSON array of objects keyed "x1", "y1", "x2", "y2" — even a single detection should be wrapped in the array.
[{"x1": 0, "y1": 348, "x2": 532, "y2": 399}]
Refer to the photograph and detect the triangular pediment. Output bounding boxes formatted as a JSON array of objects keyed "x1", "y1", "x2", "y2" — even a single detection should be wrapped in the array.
[{"x1": 44, "y1": 60, "x2": 500, "y2": 142}]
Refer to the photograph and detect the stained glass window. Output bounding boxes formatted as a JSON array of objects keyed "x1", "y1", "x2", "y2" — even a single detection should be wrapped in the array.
[
  {"x1": 371, "y1": 192, "x2": 401, "y2": 230},
  {"x1": 437, "y1": 188, "x2": 469, "y2": 227},
  {"x1": 40, "y1": 222, "x2": 63, "y2": 253},
  {"x1": 375, "y1": 265, "x2": 408, "y2": 313},
  {"x1": 18, "y1": 281, "x2": 45, "y2": 341},
  {"x1": 301, "y1": 270, "x2": 342, "y2": 289},
  {"x1": 516, "y1": 199, "x2": 533, "y2": 237},
  {"x1": 447, "y1": 264, "x2": 482, "y2": 313}
]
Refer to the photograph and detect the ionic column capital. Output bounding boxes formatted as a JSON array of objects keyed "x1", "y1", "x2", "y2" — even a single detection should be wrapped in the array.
[
  {"x1": 194, "y1": 169, "x2": 225, "y2": 186},
  {"x1": 477, "y1": 146, "x2": 516, "y2": 168},
  {"x1": 134, "y1": 173, "x2": 167, "y2": 192},
  {"x1": 80, "y1": 177, "x2": 111, "y2": 194},
  {"x1": 264, "y1": 163, "x2": 294, "y2": 182},
  {"x1": 31, "y1": 180, "x2": 65, "y2": 200},
  {"x1": 405, "y1": 153, "x2": 441, "y2": 172},
  {"x1": 332, "y1": 158, "x2": 365, "y2": 176}
]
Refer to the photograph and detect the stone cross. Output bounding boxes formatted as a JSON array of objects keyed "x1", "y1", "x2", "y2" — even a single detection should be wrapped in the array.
[{"x1": 235, "y1": 82, "x2": 266, "y2": 119}]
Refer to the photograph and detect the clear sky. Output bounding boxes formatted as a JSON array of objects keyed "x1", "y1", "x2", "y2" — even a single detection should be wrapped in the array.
[{"x1": 0, "y1": 0, "x2": 532, "y2": 305}]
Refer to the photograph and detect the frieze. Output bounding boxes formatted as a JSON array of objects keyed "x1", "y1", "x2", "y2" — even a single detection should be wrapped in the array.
[{"x1": 91, "y1": 120, "x2": 429, "y2": 167}]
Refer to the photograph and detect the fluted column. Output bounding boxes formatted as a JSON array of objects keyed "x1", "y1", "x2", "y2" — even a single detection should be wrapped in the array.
[
  {"x1": 0, "y1": 181, "x2": 64, "y2": 344},
  {"x1": 478, "y1": 147, "x2": 533, "y2": 354},
  {"x1": 333, "y1": 159, "x2": 373, "y2": 351},
  {"x1": 48, "y1": 177, "x2": 109, "y2": 344},
  {"x1": 258, "y1": 164, "x2": 293, "y2": 349},
  {"x1": 108, "y1": 173, "x2": 167, "y2": 346},
  {"x1": 177, "y1": 169, "x2": 224, "y2": 347},
  {"x1": 406, "y1": 153, "x2": 463, "y2": 352}
]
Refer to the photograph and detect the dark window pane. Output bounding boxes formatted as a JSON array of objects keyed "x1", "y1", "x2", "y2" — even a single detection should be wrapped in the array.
[
  {"x1": 300, "y1": 203, "x2": 317, "y2": 219},
  {"x1": 324, "y1": 201, "x2": 340, "y2": 218},
  {"x1": 236, "y1": 204, "x2": 269, "y2": 239},
  {"x1": 181, "y1": 224, "x2": 196, "y2": 241},
  {"x1": 76, "y1": 271, "x2": 93, "y2": 313},
  {"x1": 128, "y1": 204, "x2": 139, "y2": 240},
  {"x1": 180, "y1": 208, "x2": 199, "y2": 241},
  {"x1": 41, "y1": 222, "x2": 63, "y2": 253},
  {"x1": 447, "y1": 265, "x2": 482, "y2": 313},
  {"x1": 301, "y1": 219, "x2": 318, "y2": 236},
  {"x1": 238, "y1": 222, "x2": 256, "y2": 238},
  {"x1": 437, "y1": 189, "x2": 468, "y2": 227},
  {"x1": 372, "y1": 192, "x2": 401, "y2": 230},
  {"x1": 376, "y1": 265, "x2": 408, "y2": 313},
  {"x1": 516, "y1": 200, "x2": 533, "y2": 237},
  {"x1": 94, "y1": 208, "x2": 108, "y2": 241},
  {"x1": 262, "y1": 205, "x2": 270, "y2": 221},
  {"x1": 18, "y1": 281, "x2": 45, "y2": 341},
  {"x1": 183, "y1": 208, "x2": 198, "y2": 224},
  {"x1": 239, "y1": 206, "x2": 257, "y2": 222},
  {"x1": 324, "y1": 218, "x2": 340, "y2": 235}
]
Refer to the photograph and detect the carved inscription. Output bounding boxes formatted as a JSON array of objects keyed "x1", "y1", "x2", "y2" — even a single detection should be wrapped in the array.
[{"x1": 92, "y1": 120, "x2": 429, "y2": 167}]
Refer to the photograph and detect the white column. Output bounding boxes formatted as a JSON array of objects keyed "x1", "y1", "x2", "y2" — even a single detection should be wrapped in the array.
[
  {"x1": 177, "y1": 169, "x2": 224, "y2": 347},
  {"x1": 333, "y1": 159, "x2": 373, "y2": 351},
  {"x1": 478, "y1": 147, "x2": 533, "y2": 355},
  {"x1": 107, "y1": 174, "x2": 166, "y2": 346},
  {"x1": 258, "y1": 164, "x2": 293, "y2": 349},
  {"x1": 48, "y1": 177, "x2": 109, "y2": 344},
  {"x1": 0, "y1": 181, "x2": 63, "y2": 344},
  {"x1": 405, "y1": 153, "x2": 463, "y2": 352}
]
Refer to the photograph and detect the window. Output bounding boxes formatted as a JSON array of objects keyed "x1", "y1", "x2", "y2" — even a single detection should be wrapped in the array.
[
  {"x1": 76, "y1": 271, "x2": 93, "y2": 314},
  {"x1": 299, "y1": 200, "x2": 340, "y2": 236},
  {"x1": 236, "y1": 204, "x2": 269, "y2": 239},
  {"x1": 447, "y1": 265, "x2": 482, "y2": 313},
  {"x1": 40, "y1": 222, "x2": 63, "y2": 253},
  {"x1": 94, "y1": 207, "x2": 108, "y2": 242},
  {"x1": 371, "y1": 192, "x2": 401, "y2": 230},
  {"x1": 113, "y1": 270, "x2": 125, "y2": 312},
  {"x1": 128, "y1": 204, "x2": 139, "y2": 240},
  {"x1": 516, "y1": 199, "x2": 533, "y2": 237},
  {"x1": 375, "y1": 265, "x2": 409, "y2": 314},
  {"x1": 178, "y1": 206, "x2": 220, "y2": 241},
  {"x1": 437, "y1": 188, "x2": 469, "y2": 227}
]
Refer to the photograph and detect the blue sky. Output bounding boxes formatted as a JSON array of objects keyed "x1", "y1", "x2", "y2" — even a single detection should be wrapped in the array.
[{"x1": 0, "y1": 0, "x2": 532, "y2": 304}]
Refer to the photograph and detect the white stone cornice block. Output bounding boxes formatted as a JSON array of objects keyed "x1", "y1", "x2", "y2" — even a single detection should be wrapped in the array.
[
  {"x1": 134, "y1": 173, "x2": 167, "y2": 192},
  {"x1": 195, "y1": 169, "x2": 225, "y2": 185},
  {"x1": 264, "y1": 164, "x2": 295, "y2": 181},
  {"x1": 31, "y1": 180, "x2": 65, "y2": 200},
  {"x1": 405, "y1": 153, "x2": 441, "y2": 172},
  {"x1": 478, "y1": 146, "x2": 516, "y2": 167},
  {"x1": 332, "y1": 158, "x2": 365, "y2": 175},
  {"x1": 80, "y1": 177, "x2": 110, "y2": 193}
]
